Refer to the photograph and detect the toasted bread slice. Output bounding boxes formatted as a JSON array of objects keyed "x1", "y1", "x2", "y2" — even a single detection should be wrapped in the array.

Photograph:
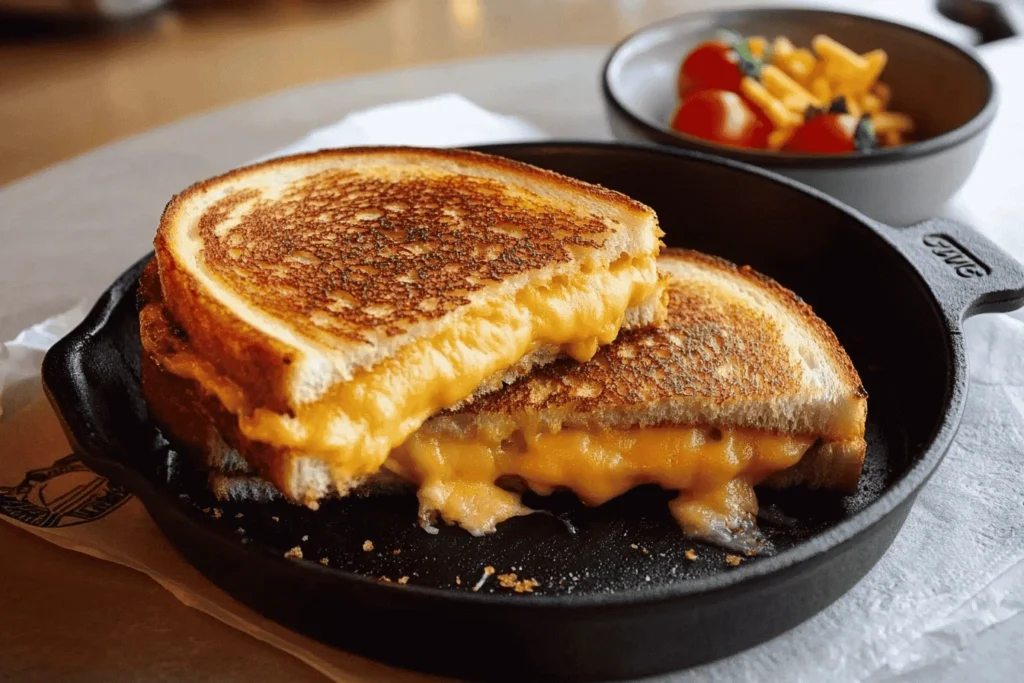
[
  {"x1": 155, "y1": 146, "x2": 664, "y2": 411},
  {"x1": 147, "y1": 147, "x2": 666, "y2": 504},
  {"x1": 142, "y1": 249, "x2": 866, "y2": 550},
  {"x1": 426, "y1": 248, "x2": 866, "y2": 442}
]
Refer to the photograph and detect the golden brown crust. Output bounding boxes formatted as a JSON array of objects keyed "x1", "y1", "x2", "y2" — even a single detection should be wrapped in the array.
[
  {"x1": 161, "y1": 146, "x2": 653, "y2": 232},
  {"x1": 762, "y1": 437, "x2": 866, "y2": 493},
  {"x1": 190, "y1": 170, "x2": 612, "y2": 344},
  {"x1": 454, "y1": 248, "x2": 866, "y2": 419},
  {"x1": 676, "y1": 249, "x2": 865, "y2": 399},
  {"x1": 155, "y1": 146, "x2": 660, "y2": 412},
  {"x1": 153, "y1": 245, "x2": 296, "y2": 415},
  {"x1": 140, "y1": 260, "x2": 298, "y2": 489}
]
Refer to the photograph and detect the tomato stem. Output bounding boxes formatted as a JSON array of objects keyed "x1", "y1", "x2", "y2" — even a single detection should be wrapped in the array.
[{"x1": 719, "y1": 29, "x2": 764, "y2": 79}]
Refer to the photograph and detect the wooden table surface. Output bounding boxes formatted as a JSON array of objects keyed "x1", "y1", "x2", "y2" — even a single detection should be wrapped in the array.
[{"x1": 0, "y1": 0, "x2": 734, "y2": 186}]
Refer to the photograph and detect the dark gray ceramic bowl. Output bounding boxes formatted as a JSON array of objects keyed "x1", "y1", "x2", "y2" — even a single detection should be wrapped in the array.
[{"x1": 602, "y1": 8, "x2": 998, "y2": 225}]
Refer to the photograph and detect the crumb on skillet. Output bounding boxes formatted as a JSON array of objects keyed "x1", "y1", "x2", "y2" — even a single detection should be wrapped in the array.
[
  {"x1": 284, "y1": 546, "x2": 303, "y2": 560},
  {"x1": 362, "y1": 540, "x2": 375, "y2": 552},
  {"x1": 472, "y1": 566, "x2": 496, "y2": 592},
  {"x1": 497, "y1": 573, "x2": 541, "y2": 593}
]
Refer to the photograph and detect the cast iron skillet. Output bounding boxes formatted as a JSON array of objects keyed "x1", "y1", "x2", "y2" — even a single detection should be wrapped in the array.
[{"x1": 42, "y1": 143, "x2": 1024, "y2": 682}]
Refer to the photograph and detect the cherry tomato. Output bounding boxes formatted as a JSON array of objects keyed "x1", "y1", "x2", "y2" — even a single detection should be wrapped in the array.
[
  {"x1": 783, "y1": 114, "x2": 863, "y2": 154},
  {"x1": 677, "y1": 40, "x2": 744, "y2": 98},
  {"x1": 670, "y1": 89, "x2": 770, "y2": 149}
]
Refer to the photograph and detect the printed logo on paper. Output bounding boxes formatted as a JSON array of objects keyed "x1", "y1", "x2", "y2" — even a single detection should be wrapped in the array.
[{"x1": 0, "y1": 454, "x2": 130, "y2": 528}]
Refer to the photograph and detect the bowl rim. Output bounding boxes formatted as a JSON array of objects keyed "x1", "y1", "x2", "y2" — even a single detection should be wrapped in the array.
[{"x1": 601, "y1": 6, "x2": 999, "y2": 168}]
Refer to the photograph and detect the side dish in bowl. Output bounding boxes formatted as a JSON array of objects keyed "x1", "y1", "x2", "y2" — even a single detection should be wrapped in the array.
[
  {"x1": 671, "y1": 31, "x2": 914, "y2": 153},
  {"x1": 602, "y1": 8, "x2": 997, "y2": 224}
]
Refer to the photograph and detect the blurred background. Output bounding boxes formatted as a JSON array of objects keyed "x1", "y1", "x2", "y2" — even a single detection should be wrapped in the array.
[{"x1": 1, "y1": 0, "x2": 1020, "y2": 185}]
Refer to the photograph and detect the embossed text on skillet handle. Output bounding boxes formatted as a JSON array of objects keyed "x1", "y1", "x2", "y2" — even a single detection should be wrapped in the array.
[{"x1": 881, "y1": 217, "x2": 1024, "y2": 327}]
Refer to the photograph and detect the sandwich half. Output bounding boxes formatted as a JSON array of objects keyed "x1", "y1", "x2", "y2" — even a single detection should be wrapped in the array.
[
  {"x1": 385, "y1": 248, "x2": 867, "y2": 548},
  {"x1": 143, "y1": 147, "x2": 667, "y2": 508},
  {"x1": 144, "y1": 247, "x2": 866, "y2": 550}
]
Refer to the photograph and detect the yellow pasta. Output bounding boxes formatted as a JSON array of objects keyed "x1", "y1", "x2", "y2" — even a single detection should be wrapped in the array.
[
  {"x1": 771, "y1": 37, "x2": 814, "y2": 83},
  {"x1": 775, "y1": 48, "x2": 816, "y2": 83},
  {"x1": 767, "y1": 127, "x2": 795, "y2": 150},
  {"x1": 823, "y1": 59, "x2": 862, "y2": 85},
  {"x1": 772, "y1": 36, "x2": 796, "y2": 58},
  {"x1": 773, "y1": 55, "x2": 801, "y2": 82},
  {"x1": 761, "y1": 65, "x2": 821, "y2": 111},
  {"x1": 873, "y1": 111, "x2": 914, "y2": 135},
  {"x1": 845, "y1": 97, "x2": 862, "y2": 118},
  {"x1": 741, "y1": 77, "x2": 803, "y2": 128},
  {"x1": 860, "y1": 93, "x2": 883, "y2": 115},
  {"x1": 782, "y1": 94, "x2": 806, "y2": 111},
  {"x1": 812, "y1": 34, "x2": 869, "y2": 71},
  {"x1": 672, "y1": 31, "x2": 915, "y2": 151},
  {"x1": 862, "y1": 50, "x2": 888, "y2": 88},
  {"x1": 790, "y1": 48, "x2": 817, "y2": 78},
  {"x1": 787, "y1": 61, "x2": 812, "y2": 83},
  {"x1": 748, "y1": 36, "x2": 768, "y2": 58},
  {"x1": 810, "y1": 76, "x2": 831, "y2": 103}
]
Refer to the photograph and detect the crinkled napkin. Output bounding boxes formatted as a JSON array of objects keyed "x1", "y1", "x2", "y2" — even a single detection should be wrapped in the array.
[{"x1": 3, "y1": 89, "x2": 1024, "y2": 683}]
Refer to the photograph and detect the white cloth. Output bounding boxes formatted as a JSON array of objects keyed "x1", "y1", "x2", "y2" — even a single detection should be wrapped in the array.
[
  {"x1": 3, "y1": 68, "x2": 1024, "y2": 682},
  {"x1": 261, "y1": 93, "x2": 545, "y2": 159}
]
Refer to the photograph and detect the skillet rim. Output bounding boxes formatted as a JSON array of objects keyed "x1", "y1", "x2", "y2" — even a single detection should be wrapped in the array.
[{"x1": 42, "y1": 140, "x2": 965, "y2": 610}]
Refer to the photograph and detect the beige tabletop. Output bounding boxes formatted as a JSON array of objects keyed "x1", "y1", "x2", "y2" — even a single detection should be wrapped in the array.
[{"x1": 0, "y1": 1, "x2": 985, "y2": 681}]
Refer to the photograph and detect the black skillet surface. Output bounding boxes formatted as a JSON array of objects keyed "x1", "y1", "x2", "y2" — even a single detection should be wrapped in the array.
[{"x1": 42, "y1": 143, "x2": 1024, "y2": 681}]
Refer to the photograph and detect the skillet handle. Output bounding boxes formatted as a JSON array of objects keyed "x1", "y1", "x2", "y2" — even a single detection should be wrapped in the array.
[{"x1": 880, "y1": 217, "x2": 1024, "y2": 328}]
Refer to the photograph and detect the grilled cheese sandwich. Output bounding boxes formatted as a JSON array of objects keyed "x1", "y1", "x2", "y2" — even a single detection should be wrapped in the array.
[
  {"x1": 142, "y1": 247, "x2": 866, "y2": 550},
  {"x1": 377, "y1": 248, "x2": 866, "y2": 548},
  {"x1": 145, "y1": 147, "x2": 667, "y2": 505}
]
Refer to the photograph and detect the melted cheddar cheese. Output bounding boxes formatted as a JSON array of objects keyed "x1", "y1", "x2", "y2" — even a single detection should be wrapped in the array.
[
  {"x1": 386, "y1": 425, "x2": 815, "y2": 540},
  {"x1": 159, "y1": 256, "x2": 662, "y2": 502}
]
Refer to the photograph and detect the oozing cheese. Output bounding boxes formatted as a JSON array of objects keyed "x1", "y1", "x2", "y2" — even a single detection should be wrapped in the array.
[
  {"x1": 159, "y1": 256, "x2": 662, "y2": 503},
  {"x1": 386, "y1": 425, "x2": 815, "y2": 538}
]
